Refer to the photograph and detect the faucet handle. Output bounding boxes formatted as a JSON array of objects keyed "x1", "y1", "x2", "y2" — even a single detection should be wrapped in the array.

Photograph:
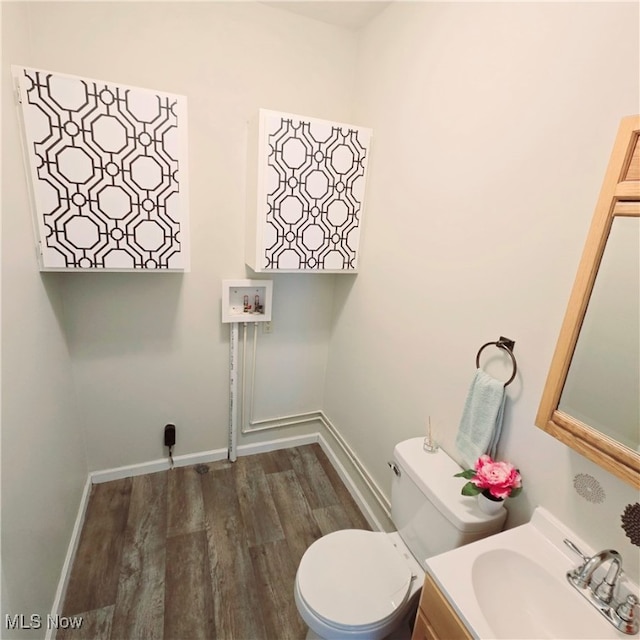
[
  {"x1": 564, "y1": 538, "x2": 589, "y2": 565},
  {"x1": 613, "y1": 594, "x2": 639, "y2": 635}
]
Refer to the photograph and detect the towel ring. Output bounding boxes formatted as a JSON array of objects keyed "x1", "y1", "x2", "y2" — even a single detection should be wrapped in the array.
[{"x1": 475, "y1": 337, "x2": 517, "y2": 387}]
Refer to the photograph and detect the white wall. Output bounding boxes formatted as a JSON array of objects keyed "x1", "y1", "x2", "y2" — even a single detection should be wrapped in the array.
[
  {"x1": 1, "y1": 3, "x2": 88, "y2": 635},
  {"x1": 325, "y1": 0, "x2": 640, "y2": 581},
  {"x1": 1, "y1": 0, "x2": 357, "y2": 632},
  {"x1": 17, "y1": 1, "x2": 357, "y2": 471}
]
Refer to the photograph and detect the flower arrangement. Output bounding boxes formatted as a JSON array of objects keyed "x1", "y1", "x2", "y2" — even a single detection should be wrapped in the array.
[{"x1": 454, "y1": 454, "x2": 522, "y2": 501}]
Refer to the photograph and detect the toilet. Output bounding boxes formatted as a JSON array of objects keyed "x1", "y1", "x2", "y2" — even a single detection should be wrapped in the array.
[{"x1": 294, "y1": 437, "x2": 507, "y2": 640}]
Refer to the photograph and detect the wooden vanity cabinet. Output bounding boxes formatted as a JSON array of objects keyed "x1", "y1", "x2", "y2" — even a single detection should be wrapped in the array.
[{"x1": 411, "y1": 574, "x2": 472, "y2": 640}]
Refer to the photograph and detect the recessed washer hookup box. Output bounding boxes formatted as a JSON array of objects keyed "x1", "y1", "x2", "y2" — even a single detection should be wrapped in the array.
[{"x1": 221, "y1": 279, "x2": 273, "y2": 323}]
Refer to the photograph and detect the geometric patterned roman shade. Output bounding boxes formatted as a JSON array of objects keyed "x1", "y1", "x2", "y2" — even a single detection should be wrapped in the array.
[
  {"x1": 13, "y1": 66, "x2": 189, "y2": 271},
  {"x1": 246, "y1": 109, "x2": 372, "y2": 273}
]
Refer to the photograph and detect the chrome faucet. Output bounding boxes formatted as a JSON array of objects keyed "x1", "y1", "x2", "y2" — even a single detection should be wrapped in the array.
[
  {"x1": 564, "y1": 539, "x2": 638, "y2": 635},
  {"x1": 569, "y1": 548, "x2": 622, "y2": 604}
]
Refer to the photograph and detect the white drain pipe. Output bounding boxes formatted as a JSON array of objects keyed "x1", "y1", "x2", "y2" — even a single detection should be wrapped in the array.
[
  {"x1": 228, "y1": 322, "x2": 239, "y2": 461},
  {"x1": 240, "y1": 323, "x2": 322, "y2": 433},
  {"x1": 233, "y1": 323, "x2": 389, "y2": 518}
]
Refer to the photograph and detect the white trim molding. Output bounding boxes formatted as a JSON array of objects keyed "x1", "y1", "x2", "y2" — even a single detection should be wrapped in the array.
[{"x1": 45, "y1": 477, "x2": 92, "y2": 640}]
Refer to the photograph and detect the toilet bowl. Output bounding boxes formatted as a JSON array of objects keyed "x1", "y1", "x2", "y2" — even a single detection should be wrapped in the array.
[
  {"x1": 294, "y1": 438, "x2": 507, "y2": 640},
  {"x1": 294, "y1": 530, "x2": 424, "y2": 640}
]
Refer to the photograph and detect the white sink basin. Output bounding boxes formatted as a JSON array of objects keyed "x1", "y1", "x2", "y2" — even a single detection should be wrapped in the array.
[
  {"x1": 472, "y1": 548, "x2": 605, "y2": 638},
  {"x1": 425, "y1": 507, "x2": 638, "y2": 639}
]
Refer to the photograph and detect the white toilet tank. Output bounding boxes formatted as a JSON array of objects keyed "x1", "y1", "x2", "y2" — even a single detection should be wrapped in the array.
[{"x1": 391, "y1": 438, "x2": 506, "y2": 569}]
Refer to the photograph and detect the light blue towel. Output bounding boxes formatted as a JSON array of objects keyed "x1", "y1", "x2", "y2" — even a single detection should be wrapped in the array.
[{"x1": 455, "y1": 368, "x2": 506, "y2": 468}]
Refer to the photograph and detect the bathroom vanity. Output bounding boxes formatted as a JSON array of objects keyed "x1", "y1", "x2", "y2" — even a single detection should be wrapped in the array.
[
  {"x1": 411, "y1": 507, "x2": 638, "y2": 639},
  {"x1": 411, "y1": 573, "x2": 471, "y2": 640}
]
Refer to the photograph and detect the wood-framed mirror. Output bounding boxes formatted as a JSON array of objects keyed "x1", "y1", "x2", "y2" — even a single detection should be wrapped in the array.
[{"x1": 536, "y1": 114, "x2": 640, "y2": 489}]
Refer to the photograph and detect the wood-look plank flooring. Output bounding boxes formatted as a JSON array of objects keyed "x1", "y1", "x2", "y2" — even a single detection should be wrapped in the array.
[{"x1": 59, "y1": 444, "x2": 371, "y2": 640}]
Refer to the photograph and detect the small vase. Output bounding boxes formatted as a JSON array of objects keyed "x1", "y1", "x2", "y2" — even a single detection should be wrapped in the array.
[{"x1": 477, "y1": 491, "x2": 504, "y2": 515}]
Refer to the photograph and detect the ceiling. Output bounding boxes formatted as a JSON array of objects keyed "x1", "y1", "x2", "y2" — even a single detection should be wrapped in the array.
[{"x1": 261, "y1": 1, "x2": 393, "y2": 30}]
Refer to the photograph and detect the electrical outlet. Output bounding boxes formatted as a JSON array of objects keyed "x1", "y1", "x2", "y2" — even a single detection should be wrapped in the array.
[
  {"x1": 164, "y1": 424, "x2": 176, "y2": 447},
  {"x1": 263, "y1": 321, "x2": 273, "y2": 334}
]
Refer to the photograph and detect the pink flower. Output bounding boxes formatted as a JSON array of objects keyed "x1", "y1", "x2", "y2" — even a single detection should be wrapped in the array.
[{"x1": 471, "y1": 454, "x2": 522, "y2": 499}]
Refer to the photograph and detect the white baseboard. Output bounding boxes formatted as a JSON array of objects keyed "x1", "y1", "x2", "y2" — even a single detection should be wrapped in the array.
[
  {"x1": 90, "y1": 448, "x2": 228, "y2": 483},
  {"x1": 89, "y1": 433, "x2": 322, "y2": 484},
  {"x1": 238, "y1": 432, "x2": 320, "y2": 456},
  {"x1": 46, "y1": 476, "x2": 92, "y2": 640},
  {"x1": 315, "y1": 432, "x2": 387, "y2": 532},
  {"x1": 316, "y1": 411, "x2": 391, "y2": 518}
]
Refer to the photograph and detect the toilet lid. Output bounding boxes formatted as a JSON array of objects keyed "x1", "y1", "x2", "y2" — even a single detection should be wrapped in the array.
[{"x1": 297, "y1": 530, "x2": 414, "y2": 628}]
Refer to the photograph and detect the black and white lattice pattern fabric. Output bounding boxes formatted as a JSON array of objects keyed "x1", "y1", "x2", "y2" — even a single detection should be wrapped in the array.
[
  {"x1": 260, "y1": 111, "x2": 371, "y2": 271},
  {"x1": 14, "y1": 66, "x2": 189, "y2": 271}
]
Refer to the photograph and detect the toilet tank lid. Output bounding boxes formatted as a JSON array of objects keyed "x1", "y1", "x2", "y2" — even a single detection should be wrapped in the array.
[{"x1": 394, "y1": 438, "x2": 505, "y2": 533}]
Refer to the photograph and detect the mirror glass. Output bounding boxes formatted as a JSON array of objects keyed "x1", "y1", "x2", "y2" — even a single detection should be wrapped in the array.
[{"x1": 559, "y1": 217, "x2": 640, "y2": 451}]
